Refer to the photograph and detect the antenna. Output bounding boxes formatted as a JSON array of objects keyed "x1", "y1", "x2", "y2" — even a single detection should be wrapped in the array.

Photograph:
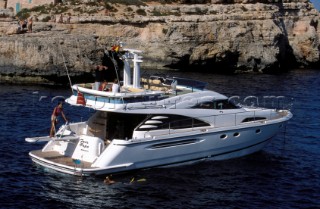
[{"x1": 58, "y1": 40, "x2": 73, "y2": 93}]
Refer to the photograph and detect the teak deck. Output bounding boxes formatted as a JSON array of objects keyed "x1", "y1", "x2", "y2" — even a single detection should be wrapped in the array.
[{"x1": 30, "y1": 150, "x2": 93, "y2": 168}]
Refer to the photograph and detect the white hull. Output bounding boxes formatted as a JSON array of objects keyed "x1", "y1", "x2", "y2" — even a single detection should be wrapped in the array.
[{"x1": 29, "y1": 121, "x2": 286, "y2": 176}]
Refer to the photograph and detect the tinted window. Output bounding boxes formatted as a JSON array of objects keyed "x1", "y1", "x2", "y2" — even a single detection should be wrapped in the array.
[
  {"x1": 193, "y1": 100, "x2": 239, "y2": 109},
  {"x1": 136, "y1": 114, "x2": 210, "y2": 131},
  {"x1": 242, "y1": 117, "x2": 266, "y2": 123}
]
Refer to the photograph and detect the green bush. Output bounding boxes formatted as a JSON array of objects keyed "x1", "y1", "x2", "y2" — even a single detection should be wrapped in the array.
[
  {"x1": 185, "y1": 7, "x2": 208, "y2": 15},
  {"x1": 142, "y1": 0, "x2": 179, "y2": 3},
  {"x1": 210, "y1": 10, "x2": 218, "y2": 15},
  {"x1": 65, "y1": 0, "x2": 81, "y2": 5},
  {"x1": 85, "y1": 1, "x2": 99, "y2": 6},
  {"x1": 126, "y1": 7, "x2": 133, "y2": 12},
  {"x1": 151, "y1": 9, "x2": 181, "y2": 16},
  {"x1": 73, "y1": 7, "x2": 84, "y2": 13},
  {"x1": 241, "y1": 6, "x2": 248, "y2": 12},
  {"x1": 151, "y1": 9, "x2": 167, "y2": 16},
  {"x1": 28, "y1": 3, "x2": 55, "y2": 14},
  {"x1": 104, "y1": 3, "x2": 118, "y2": 12},
  {"x1": 42, "y1": 16, "x2": 51, "y2": 22},
  {"x1": 16, "y1": 8, "x2": 30, "y2": 20},
  {"x1": 104, "y1": 0, "x2": 146, "y2": 6},
  {"x1": 179, "y1": 0, "x2": 209, "y2": 3},
  {"x1": 52, "y1": 5, "x2": 69, "y2": 14},
  {"x1": 29, "y1": 5, "x2": 47, "y2": 13},
  {"x1": 87, "y1": 9, "x2": 98, "y2": 14},
  {"x1": 162, "y1": 28, "x2": 168, "y2": 34},
  {"x1": 136, "y1": 8, "x2": 147, "y2": 16}
]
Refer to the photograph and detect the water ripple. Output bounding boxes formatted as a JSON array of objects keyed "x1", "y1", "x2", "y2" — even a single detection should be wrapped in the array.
[{"x1": 1, "y1": 69, "x2": 320, "y2": 208}]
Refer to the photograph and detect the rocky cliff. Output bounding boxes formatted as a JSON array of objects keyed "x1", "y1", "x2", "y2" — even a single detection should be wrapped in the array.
[{"x1": 0, "y1": 0, "x2": 319, "y2": 83}]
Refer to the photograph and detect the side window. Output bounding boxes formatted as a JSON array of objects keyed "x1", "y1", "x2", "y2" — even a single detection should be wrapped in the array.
[
  {"x1": 199, "y1": 102, "x2": 214, "y2": 109},
  {"x1": 193, "y1": 100, "x2": 239, "y2": 109},
  {"x1": 136, "y1": 115, "x2": 210, "y2": 131},
  {"x1": 216, "y1": 102, "x2": 223, "y2": 109},
  {"x1": 193, "y1": 101, "x2": 215, "y2": 109},
  {"x1": 214, "y1": 100, "x2": 239, "y2": 109}
]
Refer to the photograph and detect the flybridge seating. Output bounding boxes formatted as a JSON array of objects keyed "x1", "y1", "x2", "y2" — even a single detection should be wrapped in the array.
[
  {"x1": 72, "y1": 77, "x2": 207, "y2": 106},
  {"x1": 141, "y1": 76, "x2": 207, "y2": 92},
  {"x1": 69, "y1": 48, "x2": 208, "y2": 108},
  {"x1": 75, "y1": 76, "x2": 207, "y2": 94}
]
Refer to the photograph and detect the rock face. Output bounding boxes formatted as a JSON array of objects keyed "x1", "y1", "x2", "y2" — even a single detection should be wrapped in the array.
[{"x1": 0, "y1": 1, "x2": 319, "y2": 83}]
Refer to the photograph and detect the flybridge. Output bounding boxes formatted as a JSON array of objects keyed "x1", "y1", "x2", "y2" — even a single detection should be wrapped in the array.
[{"x1": 65, "y1": 47, "x2": 208, "y2": 110}]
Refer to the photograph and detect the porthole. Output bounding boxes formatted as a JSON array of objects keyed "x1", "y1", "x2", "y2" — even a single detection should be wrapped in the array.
[
  {"x1": 233, "y1": 132, "x2": 240, "y2": 137},
  {"x1": 220, "y1": 134, "x2": 227, "y2": 139},
  {"x1": 256, "y1": 129, "x2": 261, "y2": 134}
]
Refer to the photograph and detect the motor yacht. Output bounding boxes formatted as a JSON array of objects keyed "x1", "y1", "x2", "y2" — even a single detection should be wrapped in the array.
[{"x1": 26, "y1": 48, "x2": 292, "y2": 176}]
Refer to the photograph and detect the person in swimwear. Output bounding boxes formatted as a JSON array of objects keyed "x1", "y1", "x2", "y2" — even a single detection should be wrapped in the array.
[{"x1": 50, "y1": 101, "x2": 68, "y2": 137}]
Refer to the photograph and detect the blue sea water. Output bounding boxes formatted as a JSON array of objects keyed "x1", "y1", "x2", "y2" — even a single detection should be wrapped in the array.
[
  {"x1": 0, "y1": 69, "x2": 319, "y2": 209},
  {"x1": 310, "y1": 0, "x2": 320, "y2": 11}
]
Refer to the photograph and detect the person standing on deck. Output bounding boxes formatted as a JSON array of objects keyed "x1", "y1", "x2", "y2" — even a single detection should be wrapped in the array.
[
  {"x1": 93, "y1": 65, "x2": 108, "y2": 90},
  {"x1": 50, "y1": 101, "x2": 68, "y2": 137}
]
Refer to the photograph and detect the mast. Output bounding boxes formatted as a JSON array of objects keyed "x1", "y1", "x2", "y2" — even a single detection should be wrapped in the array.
[
  {"x1": 122, "y1": 49, "x2": 143, "y2": 88},
  {"x1": 122, "y1": 52, "x2": 131, "y2": 87}
]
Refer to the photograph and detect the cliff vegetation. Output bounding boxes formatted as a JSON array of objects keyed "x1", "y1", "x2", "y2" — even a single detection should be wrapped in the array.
[{"x1": 0, "y1": 0, "x2": 319, "y2": 83}]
